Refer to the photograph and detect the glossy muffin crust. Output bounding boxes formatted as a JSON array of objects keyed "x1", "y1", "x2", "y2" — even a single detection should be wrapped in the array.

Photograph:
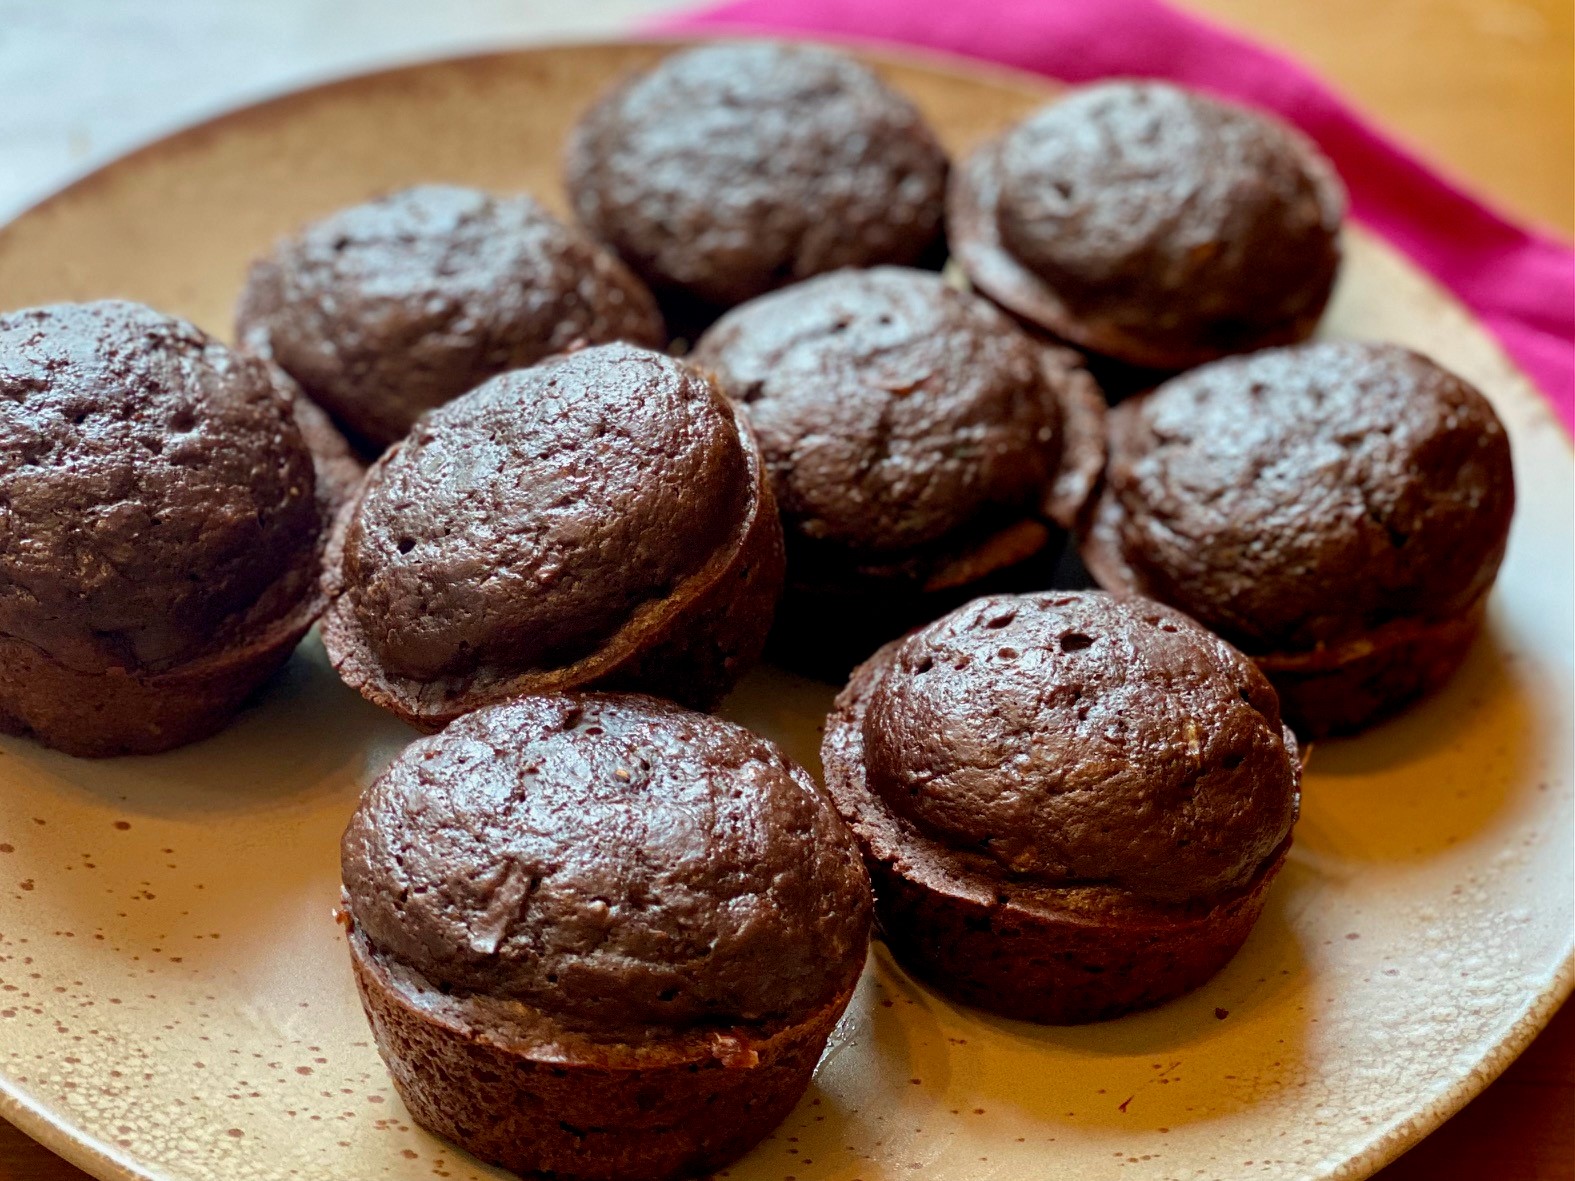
[
  {"x1": 236, "y1": 184, "x2": 664, "y2": 449},
  {"x1": 1081, "y1": 340, "x2": 1515, "y2": 736},
  {"x1": 823, "y1": 591, "x2": 1300, "y2": 1023},
  {"x1": 0, "y1": 300, "x2": 327, "y2": 755},
  {"x1": 692, "y1": 267, "x2": 1104, "y2": 674},
  {"x1": 343, "y1": 692, "x2": 871, "y2": 1181},
  {"x1": 321, "y1": 342, "x2": 784, "y2": 727},
  {"x1": 566, "y1": 43, "x2": 948, "y2": 322},
  {"x1": 948, "y1": 81, "x2": 1344, "y2": 370}
]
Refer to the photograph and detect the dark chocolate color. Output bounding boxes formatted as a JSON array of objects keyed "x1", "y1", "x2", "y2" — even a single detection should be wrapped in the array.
[
  {"x1": 236, "y1": 185, "x2": 664, "y2": 449},
  {"x1": 1087, "y1": 341, "x2": 1515, "y2": 654},
  {"x1": 566, "y1": 43, "x2": 948, "y2": 311},
  {"x1": 858, "y1": 592, "x2": 1298, "y2": 904},
  {"x1": 342, "y1": 693, "x2": 871, "y2": 1040},
  {"x1": 692, "y1": 267, "x2": 1058, "y2": 554},
  {"x1": 0, "y1": 300, "x2": 319, "y2": 674},
  {"x1": 343, "y1": 342, "x2": 748, "y2": 680}
]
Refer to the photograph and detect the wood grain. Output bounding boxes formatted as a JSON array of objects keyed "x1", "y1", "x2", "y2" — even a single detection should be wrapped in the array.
[
  {"x1": 0, "y1": 1, "x2": 1569, "y2": 1177},
  {"x1": 1187, "y1": 0, "x2": 1574, "y2": 236}
]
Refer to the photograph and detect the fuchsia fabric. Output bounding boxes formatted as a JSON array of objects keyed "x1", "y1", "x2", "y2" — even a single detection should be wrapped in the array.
[{"x1": 658, "y1": 0, "x2": 1575, "y2": 431}]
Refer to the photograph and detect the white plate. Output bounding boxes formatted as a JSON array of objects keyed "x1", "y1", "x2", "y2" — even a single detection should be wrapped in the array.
[{"x1": 0, "y1": 40, "x2": 1570, "y2": 1181}]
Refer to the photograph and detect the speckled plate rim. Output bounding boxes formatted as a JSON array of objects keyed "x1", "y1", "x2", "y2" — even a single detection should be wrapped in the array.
[{"x1": 0, "y1": 36, "x2": 1570, "y2": 1181}]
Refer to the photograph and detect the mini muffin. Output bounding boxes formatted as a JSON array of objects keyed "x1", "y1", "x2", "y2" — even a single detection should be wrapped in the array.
[
  {"x1": 823, "y1": 591, "x2": 1300, "y2": 1024},
  {"x1": 235, "y1": 184, "x2": 665, "y2": 450},
  {"x1": 0, "y1": 301, "x2": 327, "y2": 757},
  {"x1": 691, "y1": 267, "x2": 1105, "y2": 675},
  {"x1": 949, "y1": 81, "x2": 1345, "y2": 370},
  {"x1": 321, "y1": 342, "x2": 783, "y2": 728},
  {"x1": 566, "y1": 42, "x2": 948, "y2": 327},
  {"x1": 342, "y1": 692, "x2": 872, "y2": 1181},
  {"x1": 1080, "y1": 341, "x2": 1515, "y2": 738}
]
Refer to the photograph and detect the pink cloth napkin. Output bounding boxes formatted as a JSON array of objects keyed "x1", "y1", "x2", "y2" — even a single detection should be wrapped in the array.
[{"x1": 657, "y1": 0, "x2": 1575, "y2": 431}]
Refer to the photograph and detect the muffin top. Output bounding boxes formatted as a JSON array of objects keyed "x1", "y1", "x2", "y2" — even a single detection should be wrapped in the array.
[
  {"x1": 852, "y1": 592, "x2": 1299, "y2": 904},
  {"x1": 566, "y1": 43, "x2": 948, "y2": 309},
  {"x1": 1086, "y1": 341, "x2": 1516, "y2": 653},
  {"x1": 236, "y1": 184, "x2": 664, "y2": 448},
  {"x1": 342, "y1": 693, "x2": 871, "y2": 1038},
  {"x1": 339, "y1": 342, "x2": 750, "y2": 682},
  {"x1": 952, "y1": 81, "x2": 1343, "y2": 368},
  {"x1": 693, "y1": 268, "x2": 1068, "y2": 555},
  {"x1": 0, "y1": 300, "x2": 319, "y2": 674}
]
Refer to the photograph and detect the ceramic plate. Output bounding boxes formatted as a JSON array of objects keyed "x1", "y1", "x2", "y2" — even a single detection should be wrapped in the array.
[{"x1": 0, "y1": 39, "x2": 1570, "y2": 1181}]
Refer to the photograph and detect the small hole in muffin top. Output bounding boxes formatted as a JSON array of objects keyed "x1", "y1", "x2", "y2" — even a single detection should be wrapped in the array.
[
  {"x1": 1059, "y1": 633, "x2": 1095, "y2": 652},
  {"x1": 998, "y1": 647, "x2": 1019, "y2": 660},
  {"x1": 395, "y1": 537, "x2": 415, "y2": 554}
]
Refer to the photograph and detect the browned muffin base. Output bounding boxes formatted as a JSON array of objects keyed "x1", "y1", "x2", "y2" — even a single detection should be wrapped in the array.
[
  {"x1": 321, "y1": 453, "x2": 783, "y2": 730},
  {"x1": 349, "y1": 927, "x2": 853, "y2": 1181},
  {"x1": 1080, "y1": 492, "x2": 1490, "y2": 739},
  {"x1": 0, "y1": 584, "x2": 321, "y2": 758},
  {"x1": 866, "y1": 836, "x2": 1288, "y2": 1025},
  {"x1": 1255, "y1": 599, "x2": 1488, "y2": 739},
  {"x1": 823, "y1": 645, "x2": 1291, "y2": 1023}
]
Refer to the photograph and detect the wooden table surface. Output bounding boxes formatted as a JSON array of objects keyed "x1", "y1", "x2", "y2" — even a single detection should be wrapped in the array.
[{"x1": 0, "y1": 0, "x2": 1570, "y2": 1178}]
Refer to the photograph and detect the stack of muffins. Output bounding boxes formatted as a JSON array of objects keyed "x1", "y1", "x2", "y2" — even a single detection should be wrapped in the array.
[{"x1": 0, "y1": 40, "x2": 1515, "y2": 1181}]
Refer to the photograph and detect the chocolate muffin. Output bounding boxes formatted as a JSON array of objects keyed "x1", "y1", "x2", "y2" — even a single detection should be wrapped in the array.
[
  {"x1": 235, "y1": 184, "x2": 665, "y2": 450},
  {"x1": 948, "y1": 81, "x2": 1345, "y2": 370},
  {"x1": 566, "y1": 43, "x2": 948, "y2": 328},
  {"x1": 0, "y1": 300, "x2": 326, "y2": 757},
  {"x1": 321, "y1": 342, "x2": 783, "y2": 728},
  {"x1": 823, "y1": 591, "x2": 1300, "y2": 1024},
  {"x1": 1080, "y1": 340, "x2": 1515, "y2": 738},
  {"x1": 691, "y1": 267, "x2": 1105, "y2": 675},
  {"x1": 342, "y1": 692, "x2": 872, "y2": 1181}
]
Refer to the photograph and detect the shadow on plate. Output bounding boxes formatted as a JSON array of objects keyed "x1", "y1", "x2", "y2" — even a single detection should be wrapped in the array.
[
  {"x1": 1296, "y1": 620, "x2": 1542, "y2": 863},
  {"x1": 739, "y1": 860, "x2": 1313, "y2": 1156},
  {"x1": 0, "y1": 634, "x2": 417, "y2": 820}
]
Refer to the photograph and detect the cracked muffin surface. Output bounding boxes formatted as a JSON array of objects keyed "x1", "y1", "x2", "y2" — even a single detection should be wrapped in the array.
[
  {"x1": 236, "y1": 184, "x2": 664, "y2": 448},
  {"x1": 851, "y1": 592, "x2": 1299, "y2": 905},
  {"x1": 341, "y1": 692, "x2": 871, "y2": 1040},
  {"x1": 691, "y1": 267, "x2": 1064, "y2": 555},
  {"x1": 1085, "y1": 341, "x2": 1515, "y2": 654},
  {"x1": 690, "y1": 267, "x2": 1105, "y2": 673},
  {"x1": 949, "y1": 81, "x2": 1343, "y2": 368},
  {"x1": 0, "y1": 299, "x2": 319, "y2": 675},
  {"x1": 340, "y1": 342, "x2": 748, "y2": 682},
  {"x1": 566, "y1": 43, "x2": 948, "y2": 311}
]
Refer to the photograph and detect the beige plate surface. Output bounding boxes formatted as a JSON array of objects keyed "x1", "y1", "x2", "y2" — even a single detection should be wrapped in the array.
[{"x1": 0, "y1": 38, "x2": 1571, "y2": 1181}]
